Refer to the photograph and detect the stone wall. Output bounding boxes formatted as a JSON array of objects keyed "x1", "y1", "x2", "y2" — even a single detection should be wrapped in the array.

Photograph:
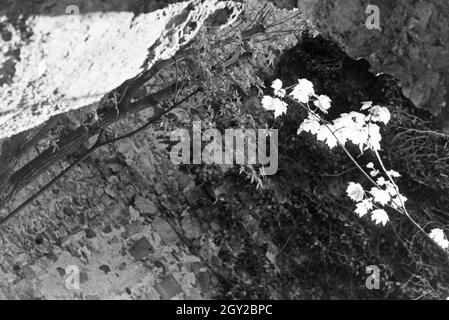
[{"x1": 293, "y1": 0, "x2": 449, "y2": 118}]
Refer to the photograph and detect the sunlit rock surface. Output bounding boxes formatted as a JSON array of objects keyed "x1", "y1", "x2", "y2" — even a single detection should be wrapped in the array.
[
  {"x1": 296, "y1": 0, "x2": 449, "y2": 116},
  {"x1": 0, "y1": 0, "x2": 240, "y2": 139}
]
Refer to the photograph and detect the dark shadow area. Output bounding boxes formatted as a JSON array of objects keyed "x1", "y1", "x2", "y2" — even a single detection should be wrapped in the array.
[{"x1": 179, "y1": 32, "x2": 449, "y2": 299}]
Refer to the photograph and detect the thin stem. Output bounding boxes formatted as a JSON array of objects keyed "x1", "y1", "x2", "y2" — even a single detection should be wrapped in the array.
[{"x1": 290, "y1": 94, "x2": 449, "y2": 259}]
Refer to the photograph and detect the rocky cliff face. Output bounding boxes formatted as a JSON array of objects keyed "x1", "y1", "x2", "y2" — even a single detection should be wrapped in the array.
[
  {"x1": 295, "y1": 0, "x2": 449, "y2": 118},
  {"x1": 0, "y1": 0, "x2": 241, "y2": 140}
]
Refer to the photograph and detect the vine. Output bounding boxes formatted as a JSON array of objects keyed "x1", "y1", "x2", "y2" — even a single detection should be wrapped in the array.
[{"x1": 262, "y1": 78, "x2": 449, "y2": 256}]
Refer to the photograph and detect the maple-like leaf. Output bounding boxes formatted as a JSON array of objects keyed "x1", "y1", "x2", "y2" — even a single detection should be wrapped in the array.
[
  {"x1": 371, "y1": 209, "x2": 389, "y2": 226},
  {"x1": 316, "y1": 125, "x2": 338, "y2": 149},
  {"x1": 355, "y1": 199, "x2": 373, "y2": 217},
  {"x1": 370, "y1": 187, "x2": 390, "y2": 205},
  {"x1": 290, "y1": 79, "x2": 315, "y2": 103},
  {"x1": 261, "y1": 96, "x2": 287, "y2": 118},
  {"x1": 346, "y1": 182, "x2": 364, "y2": 202},
  {"x1": 429, "y1": 228, "x2": 449, "y2": 250},
  {"x1": 297, "y1": 114, "x2": 320, "y2": 135},
  {"x1": 271, "y1": 79, "x2": 285, "y2": 98}
]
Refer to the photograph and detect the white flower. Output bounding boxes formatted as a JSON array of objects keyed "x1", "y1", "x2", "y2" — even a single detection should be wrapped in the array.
[
  {"x1": 290, "y1": 79, "x2": 315, "y2": 103},
  {"x1": 429, "y1": 229, "x2": 449, "y2": 250},
  {"x1": 261, "y1": 96, "x2": 287, "y2": 118},
  {"x1": 271, "y1": 79, "x2": 286, "y2": 98},
  {"x1": 314, "y1": 95, "x2": 332, "y2": 113},
  {"x1": 346, "y1": 182, "x2": 364, "y2": 202},
  {"x1": 371, "y1": 209, "x2": 389, "y2": 226},
  {"x1": 370, "y1": 187, "x2": 391, "y2": 205}
]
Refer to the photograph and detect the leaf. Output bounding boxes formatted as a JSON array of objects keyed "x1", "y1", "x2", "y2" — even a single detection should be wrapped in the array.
[
  {"x1": 429, "y1": 228, "x2": 449, "y2": 250},
  {"x1": 370, "y1": 169, "x2": 380, "y2": 177},
  {"x1": 298, "y1": 114, "x2": 320, "y2": 135},
  {"x1": 390, "y1": 194, "x2": 407, "y2": 209},
  {"x1": 290, "y1": 79, "x2": 315, "y2": 103},
  {"x1": 271, "y1": 79, "x2": 285, "y2": 98},
  {"x1": 371, "y1": 209, "x2": 389, "y2": 226},
  {"x1": 386, "y1": 170, "x2": 401, "y2": 178},
  {"x1": 369, "y1": 105, "x2": 391, "y2": 125},
  {"x1": 261, "y1": 96, "x2": 287, "y2": 118},
  {"x1": 367, "y1": 124, "x2": 382, "y2": 151},
  {"x1": 361, "y1": 101, "x2": 373, "y2": 110},
  {"x1": 376, "y1": 177, "x2": 386, "y2": 186},
  {"x1": 370, "y1": 187, "x2": 390, "y2": 205},
  {"x1": 316, "y1": 125, "x2": 338, "y2": 149},
  {"x1": 346, "y1": 182, "x2": 364, "y2": 202},
  {"x1": 355, "y1": 200, "x2": 372, "y2": 217},
  {"x1": 313, "y1": 95, "x2": 332, "y2": 113}
]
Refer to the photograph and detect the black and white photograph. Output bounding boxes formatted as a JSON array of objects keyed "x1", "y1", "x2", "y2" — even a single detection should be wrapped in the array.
[{"x1": 0, "y1": 0, "x2": 448, "y2": 304}]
